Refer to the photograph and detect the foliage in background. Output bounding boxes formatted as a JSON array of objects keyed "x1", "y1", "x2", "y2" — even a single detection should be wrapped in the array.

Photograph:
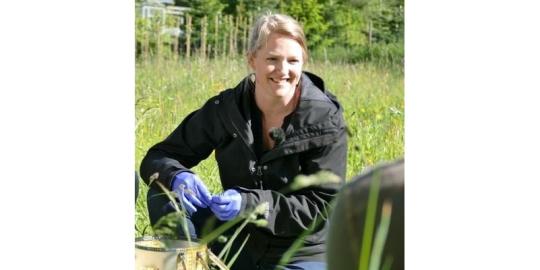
[
  {"x1": 223, "y1": 0, "x2": 280, "y2": 15},
  {"x1": 135, "y1": 0, "x2": 404, "y2": 63},
  {"x1": 279, "y1": 0, "x2": 329, "y2": 49},
  {"x1": 175, "y1": 0, "x2": 226, "y2": 47}
]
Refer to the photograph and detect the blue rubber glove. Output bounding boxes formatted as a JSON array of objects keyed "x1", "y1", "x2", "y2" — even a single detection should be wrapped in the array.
[
  {"x1": 170, "y1": 172, "x2": 212, "y2": 214},
  {"x1": 210, "y1": 189, "x2": 242, "y2": 221}
]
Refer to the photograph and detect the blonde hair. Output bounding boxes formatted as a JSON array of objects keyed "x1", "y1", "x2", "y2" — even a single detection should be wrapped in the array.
[{"x1": 247, "y1": 12, "x2": 308, "y2": 62}]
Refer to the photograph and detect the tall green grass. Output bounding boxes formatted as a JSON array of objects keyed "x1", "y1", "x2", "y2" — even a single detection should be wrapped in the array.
[{"x1": 135, "y1": 57, "x2": 404, "y2": 238}]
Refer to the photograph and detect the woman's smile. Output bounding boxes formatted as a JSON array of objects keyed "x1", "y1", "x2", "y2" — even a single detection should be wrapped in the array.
[
  {"x1": 269, "y1": 77, "x2": 291, "y2": 84},
  {"x1": 249, "y1": 32, "x2": 304, "y2": 101}
]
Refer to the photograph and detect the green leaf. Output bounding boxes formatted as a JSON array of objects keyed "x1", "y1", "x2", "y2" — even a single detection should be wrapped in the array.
[{"x1": 358, "y1": 170, "x2": 381, "y2": 270}]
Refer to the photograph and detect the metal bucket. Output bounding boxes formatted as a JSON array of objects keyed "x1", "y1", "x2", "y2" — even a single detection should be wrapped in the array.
[{"x1": 135, "y1": 236, "x2": 227, "y2": 270}]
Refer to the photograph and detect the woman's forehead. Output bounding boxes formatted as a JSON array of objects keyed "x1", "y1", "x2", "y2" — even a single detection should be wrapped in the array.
[{"x1": 259, "y1": 33, "x2": 304, "y2": 54}]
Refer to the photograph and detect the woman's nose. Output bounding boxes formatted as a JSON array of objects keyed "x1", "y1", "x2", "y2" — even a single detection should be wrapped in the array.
[{"x1": 275, "y1": 60, "x2": 289, "y2": 74}]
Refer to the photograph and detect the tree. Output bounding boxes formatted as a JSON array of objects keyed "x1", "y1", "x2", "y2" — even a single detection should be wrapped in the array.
[
  {"x1": 221, "y1": 0, "x2": 280, "y2": 16},
  {"x1": 280, "y1": 0, "x2": 329, "y2": 51}
]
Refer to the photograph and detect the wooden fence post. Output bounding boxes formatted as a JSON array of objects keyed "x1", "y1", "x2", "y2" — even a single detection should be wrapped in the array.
[
  {"x1": 234, "y1": 15, "x2": 239, "y2": 56},
  {"x1": 214, "y1": 14, "x2": 219, "y2": 58},
  {"x1": 173, "y1": 16, "x2": 180, "y2": 61},
  {"x1": 143, "y1": 20, "x2": 149, "y2": 62},
  {"x1": 242, "y1": 16, "x2": 248, "y2": 56},
  {"x1": 186, "y1": 14, "x2": 192, "y2": 59},
  {"x1": 228, "y1": 15, "x2": 234, "y2": 57},
  {"x1": 222, "y1": 15, "x2": 227, "y2": 58},
  {"x1": 247, "y1": 13, "x2": 253, "y2": 55},
  {"x1": 200, "y1": 16, "x2": 207, "y2": 59},
  {"x1": 155, "y1": 16, "x2": 162, "y2": 63}
]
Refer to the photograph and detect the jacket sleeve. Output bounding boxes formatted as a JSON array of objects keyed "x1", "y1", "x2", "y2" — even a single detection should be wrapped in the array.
[
  {"x1": 139, "y1": 97, "x2": 222, "y2": 189},
  {"x1": 236, "y1": 127, "x2": 348, "y2": 237}
]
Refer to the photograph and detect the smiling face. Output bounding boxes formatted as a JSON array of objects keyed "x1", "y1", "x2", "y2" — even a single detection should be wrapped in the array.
[{"x1": 249, "y1": 32, "x2": 304, "y2": 102}]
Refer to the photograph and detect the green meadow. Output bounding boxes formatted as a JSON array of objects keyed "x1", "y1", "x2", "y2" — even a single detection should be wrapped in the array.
[{"x1": 135, "y1": 58, "x2": 404, "y2": 236}]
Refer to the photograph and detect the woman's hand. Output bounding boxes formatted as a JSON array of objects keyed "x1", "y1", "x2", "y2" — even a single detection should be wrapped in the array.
[
  {"x1": 210, "y1": 189, "x2": 242, "y2": 221},
  {"x1": 171, "y1": 172, "x2": 212, "y2": 214}
]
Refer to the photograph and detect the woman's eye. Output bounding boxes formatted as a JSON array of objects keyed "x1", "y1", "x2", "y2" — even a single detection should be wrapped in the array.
[
  {"x1": 289, "y1": 59, "x2": 299, "y2": 63},
  {"x1": 267, "y1": 57, "x2": 277, "y2": 61}
]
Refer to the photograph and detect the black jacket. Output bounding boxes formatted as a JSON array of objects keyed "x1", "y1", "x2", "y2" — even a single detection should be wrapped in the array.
[{"x1": 140, "y1": 71, "x2": 348, "y2": 264}]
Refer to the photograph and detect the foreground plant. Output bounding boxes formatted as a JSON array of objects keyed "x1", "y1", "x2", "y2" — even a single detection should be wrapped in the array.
[{"x1": 148, "y1": 172, "x2": 270, "y2": 269}]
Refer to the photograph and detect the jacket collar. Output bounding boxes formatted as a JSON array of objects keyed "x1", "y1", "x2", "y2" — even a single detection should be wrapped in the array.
[{"x1": 220, "y1": 71, "x2": 343, "y2": 163}]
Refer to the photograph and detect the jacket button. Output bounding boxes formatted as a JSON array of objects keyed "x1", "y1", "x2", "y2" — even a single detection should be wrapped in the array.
[
  {"x1": 214, "y1": 100, "x2": 220, "y2": 105},
  {"x1": 232, "y1": 133, "x2": 237, "y2": 138}
]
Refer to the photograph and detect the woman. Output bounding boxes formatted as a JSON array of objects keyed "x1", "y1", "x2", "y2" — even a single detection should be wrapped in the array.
[{"x1": 140, "y1": 13, "x2": 347, "y2": 270}]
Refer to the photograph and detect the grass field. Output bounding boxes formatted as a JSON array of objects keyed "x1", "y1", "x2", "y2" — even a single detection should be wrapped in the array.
[{"x1": 135, "y1": 57, "x2": 404, "y2": 236}]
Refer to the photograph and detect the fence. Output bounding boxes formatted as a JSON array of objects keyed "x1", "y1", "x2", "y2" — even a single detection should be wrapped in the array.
[{"x1": 136, "y1": 12, "x2": 254, "y2": 61}]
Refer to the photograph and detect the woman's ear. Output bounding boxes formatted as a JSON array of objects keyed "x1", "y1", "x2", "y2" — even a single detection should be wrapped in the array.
[{"x1": 248, "y1": 54, "x2": 255, "y2": 70}]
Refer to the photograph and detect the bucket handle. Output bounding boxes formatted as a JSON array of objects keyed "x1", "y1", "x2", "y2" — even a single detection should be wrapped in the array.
[
  {"x1": 176, "y1": 253, "x2": 188, "y2": 270},
  {"x1": 175, "y1": 250, "x2": 228, "y2": 270},
  {"x1": 208, "y1": 250, "x2": 229, "y2": 270}
]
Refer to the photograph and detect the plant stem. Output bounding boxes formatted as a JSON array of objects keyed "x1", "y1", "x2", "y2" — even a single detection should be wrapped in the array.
[
  {"x1": 358, "y1": 171, "x2": 381, "y2": 270},
  {"x1": 369, "y1": 200, "x2": 392, "y2": 270}
]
